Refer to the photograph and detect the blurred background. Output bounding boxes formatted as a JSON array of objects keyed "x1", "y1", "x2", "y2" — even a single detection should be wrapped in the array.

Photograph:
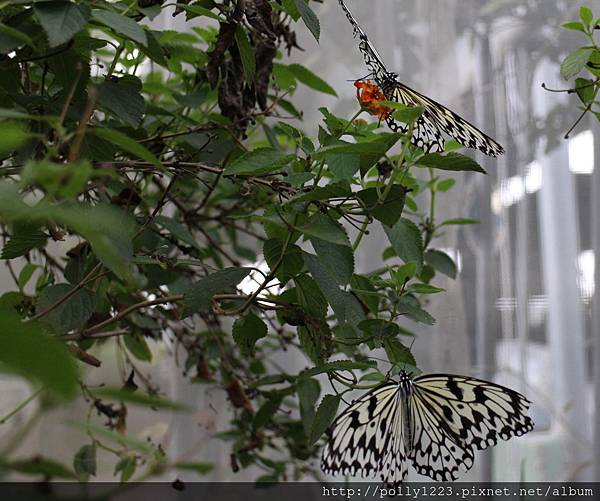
[{"x1": 1, "y1": 0, "x2": 598, "y2": 484}]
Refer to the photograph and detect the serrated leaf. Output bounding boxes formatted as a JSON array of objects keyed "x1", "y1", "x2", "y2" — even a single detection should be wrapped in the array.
[
  {"x1": 383, "y1": 338, "x2": 416, "y2": 366},
  {"x1": 124, "y1": 332, "x2": 152, "y2": 362},
  {"x1": 407, "y1": 283, "x2": 445, "y2": 294},
  {"x1": 561, "y1": 48, "x2": 593, "y2": 80},
  {"x1": 0, "y1": 122, "x2": 31, "y2": 157},
  {"x1": 36, "y1": 284, "x2": 97, "y2": 334},
  {"x1": 296, "y1": 377, "x2": 320, "y2": 435},
  {"x1": 263, "y1": 239, "x2": 304, "y2": 283},
  {"x1": 287, "y1": 64, "x2": 335, "y2": 96},
  {"x1": 94, "y1": 387, "x2": 188, "y2": 410},
  {"x1": 580, "y1": 6, "x2": 593, "y2": 26},
  {"x1": 97, "y1": 76, "x2": 145, "y2": 128},
  {"x1": 417, "y1": 152, "x2": 486, "y2": 174},
  {"x1": 232, "y1": 312, "x2": 267, "y2": 357},
  {"x1": 425, "y1": 249, "x2": 457, "y2": 279},
  {"x1": 440, "y1": 218, "x2": 479, "y2": 226},
  {"x1": 303, "y1": 252, "x2": 365, "y2": 327},
  {"x1": 34, "y1": 2, "x2": 89, "y2": 48},
  {"x1": 235, "y1": 26, "x2": 255, "y2": 84},
  {"x1": 92, "y1": 9, "x2": 147, "y2": 45},
  {"x1": 311, "y1": 237, "x2": 354, "y2": 286},
  {"x1": 292, "y1": 0, "x2": 320, "y2": 42},
  {"x1": 384, "y1": 218, "x2": 424, "y2": 273},
  {"x1": 298, "y1": 213, "x2": 349, "y2": 246},
  {"x1": 225, "y1": 148, "x2": 294, "y2": 175},
  {"x1": 155, "y1": 215, "x2": 199, "y2": 249},
  {"x1": 309, "y1": 394, "x2": 340, "y2": 445},
  {"x1": 0, "y1": 313, "x2": 78, "y2": 399},
  {"x1": 183, "y1": 267, "x2": 251, "y2": 316},
  {"x1": 1, "y1": 223, "x2": 47, "y2": 259},
  {"x1": 356, "y1": 185, "x2": 408, "y2": 227}
]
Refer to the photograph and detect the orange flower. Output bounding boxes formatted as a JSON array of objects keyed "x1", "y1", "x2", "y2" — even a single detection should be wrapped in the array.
[{"x1": 354, "y1": 80, "x2": 391, "y2": 120}]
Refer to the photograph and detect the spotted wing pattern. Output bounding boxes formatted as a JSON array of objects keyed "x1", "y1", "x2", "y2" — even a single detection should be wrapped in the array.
[
  {"x1": 320, "y1": 382, "x2": 410, "y2": 484},
  {"x1": 321, "y1": 372, "x2": 533, "y2": 484},
  {"x1": 337, "y1": 0, "x2": 391, "y2": 86},
  {"x1": 337, "y1": 0, "x2": 505, "y2": 157},
  {"x1": 387, "y1": 83, "x2": 505, "y2": 156}
]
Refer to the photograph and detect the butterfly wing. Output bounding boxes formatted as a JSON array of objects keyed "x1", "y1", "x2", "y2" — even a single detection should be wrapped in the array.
[
  {"x1": 321, "y1": 382, "x2": 410, "y2": 484},
  {"x1": 407, "y1": 374, "x2": 534, "y2": 480},
  {"x1": 337, "y1": 0, "x2": 391, "y2": 86},
  {"x1": 407, "y1": 391, "x2": 475, "y2": 481},
  {"x1": 388, "y1": 83, "x2": 505, "y2": 157}
]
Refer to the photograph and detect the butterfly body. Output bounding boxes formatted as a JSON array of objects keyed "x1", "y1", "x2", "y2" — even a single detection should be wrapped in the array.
[
  {"x1": 321, "y1": 370, "x2": 534, "y2": 484},
  {"x1": 337, "y1": 0, "x2": 505, "y2": 157}
]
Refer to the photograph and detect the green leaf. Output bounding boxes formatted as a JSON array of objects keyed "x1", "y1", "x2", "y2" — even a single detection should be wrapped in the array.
[
  {"x1": 396, "y1": 296, "x2": 435, "y2": 325},
  {"x1": 0, "y1": 23, "x2": 34, "y2": 52},
  {"x1": 34, "y1": 2, "x2": 89, "y2": 48},
  {"x1": 298, "y1": 213, "x2": 349, "y2": 246},
  {"x1": 1, "y1": 223, "x2": 47, "y2": 259},
  {"x1": 21, "y1": 160, "x2": 94, "y2": 200},
  {"x1": 235, "y1": 26, "x2": 255, "y2": 84},
  {"x1": 225, "y1": 148, "x2": 294, "y2": 175},
  {"x1": 97, "y1": 76, "x2": 145, "y2": 128},
  {"x1": 0, "y1": 122, "x2": 31, "y2": 157},
  {"x1": 350, "y1": 274, "x2": 379, "y2": 314},
  {"x1": 407, "y1": 283, "x2": 445, "y2": 294},
  {"x1": 296, "y1": 377, "x2": 320, "y2": 436},
  {"x1": 183, "y1": 267, "x2": 251, "y2": 316},
  {"x1": 181, "y1": 4, "x2": 221, "y2": 21},
  {"x1": 114, "y1": 455, "x2": 137, "y2": 482},
  {"x1": 580, "y1": 6, "x2": 594, "y2": 26},
  {"x1": 287, "y1": 64, "x2": 336, "y2": 96},
  {"x1": 417, "y1": 152, "x2": 486, "y2": 174},
  {"x1": 93, "y1": 387, "x2": 188, "y2": 410},
  {"x1": 253, "y1": 397, "x2": 282, "y2": 430},
  {"x1": 70, "y1": 421, "x2": 151, "y2": 453},
  {"x1": 425, "y1": 249, "x2": 457, "y2": 279},
  {"x1": 561, "y1": 47, "x2": 593, "y2": 80},
  {"x1": 304, "y1": 252, "x2": 365, "y2": 327},
  {"x1": 436, "y1": 178, "x2": 456, "y2": 192},
  {"x1": 311, "y1": 237, "x2": 354, "y2": 286},
  {"x1": 18, "y1": 263, "x2": 38, "y2": 291},
  {"x1": 5, "y1": 458, "x2": 76, "y2": 479},
  {"x1": 292, "y1": 0, "x2": 320, "y2": 42},
  {"x1": 561, "y1": 21, "x2": 587, "y2": 33},
  {"x1": 384, "y1": 218, "x2": 424, "y2": 273},
  {"x1": 575, "y1": 77, "x2": 596, "y2": 104},
  {"x1": 356, "y1": 185, "x2": 408, "y2": 227},
  {"x1": 0, "y1": 313, "x2": 78, "y2": 399},
  {"x1": 155, "y1": 215, "x2": 200, "y2": 249},
  {"x1": 383, "y1": 337, "x2": 416, "y2": 366},
  {"x1": 309, "y1": 394, "x2": 340, "y2": 445},
  {"x1": 174, "y1": 462, "x2": 214, "y2": 475},
  {"x1": 318, "y1": 133, "x2": 402, "y2": 170},
  {"x1": 92, "y1": 128, "x2": 160, "y2": 167},
  {"x1": 289, "y1": 181, "x2": 351, "y2": 204},
  {"x1": 73, "y1": 444, "x2": 96, "y2": 481},
  {"x1": 299, "y1": 360, "x2": 376, "y2": 379},
  {"x1": 124, "y1": 332, "x2": 152, "y2": 362},
  {"x1": 232, "y1": 313, "x2": 268, "y2": 356},
  {"x1": 36, "y1": 284, "x2": 97, "y2": 334},
  {"x1": 440, "y1": 218, "x2": 479, "y2": 226},
  {"x1": 263, "y1": 239, "x2": 304, "y2": 283},
  {"x1": 92, "y1": 9, "x2": 147, "y2": 45}
]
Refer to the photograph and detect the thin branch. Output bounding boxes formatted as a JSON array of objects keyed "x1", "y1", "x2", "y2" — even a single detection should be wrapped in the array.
[
  {"x1": 63, "y1": 329, "x2": 130, "y2": 342},
  {"x1": 82, "y1": 295, "x2": 184, "y2": 335}
]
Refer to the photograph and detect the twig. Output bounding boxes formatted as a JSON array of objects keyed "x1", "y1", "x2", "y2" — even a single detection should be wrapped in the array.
[
  {"x1": 63, "y1": 329, "x2": 129, "y2": 342},
  {"x1": 0, "y1": 388, "x2": 43, "y2": 425},
  {"x1": 82, "y1": 295, "x2": 184, "y2": 335}
]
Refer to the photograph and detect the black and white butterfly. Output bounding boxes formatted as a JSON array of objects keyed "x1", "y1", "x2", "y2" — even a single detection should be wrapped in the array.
[
  {"x1": 337, "y1": 0, "x2": 505, "y2": 157},
  {"x1": 321, "y1": 369, "x2": 534, "y2": 484}
]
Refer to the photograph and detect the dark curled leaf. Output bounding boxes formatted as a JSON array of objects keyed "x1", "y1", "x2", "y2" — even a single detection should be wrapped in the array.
[
  {"x1": 254, "y1": 40, "x2": 277, "y2": 110},
  {"x1": 244, "y1": 0, "x2": 276, "y2": 40},
  {"x1": 207, "y1": 22, "x2": 237, "y2": 88}
]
